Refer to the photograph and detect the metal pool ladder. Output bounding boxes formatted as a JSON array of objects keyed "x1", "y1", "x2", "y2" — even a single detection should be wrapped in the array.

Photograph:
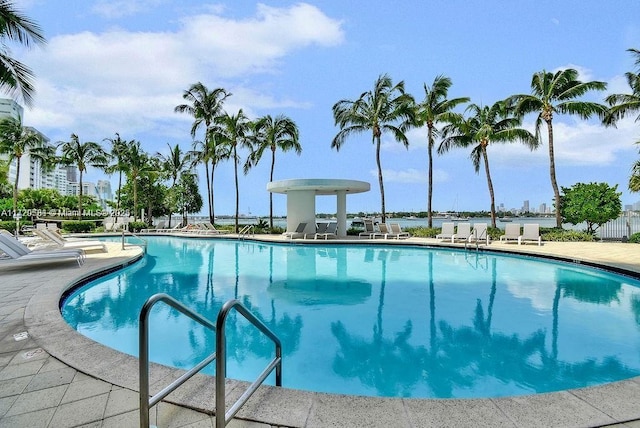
[{"x1": 139, "y1": 294, "x2": 282, "y2": 428}]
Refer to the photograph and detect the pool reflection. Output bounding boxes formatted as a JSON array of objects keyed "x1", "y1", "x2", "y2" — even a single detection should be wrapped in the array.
[{"x1": 62, "y1": 238, "x2": 640, "y2": 398}]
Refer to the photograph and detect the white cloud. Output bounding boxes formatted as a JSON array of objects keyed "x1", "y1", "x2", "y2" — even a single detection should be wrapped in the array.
[
  {"x1": 377, "y1": 168, "x2": 450, "y2": 184},
  {"x1": 92, "y1": 0, "x2": 168, "y2": 19},
  {"x1": 20, "y1": 3, "x2": 344, "y2": 143}
]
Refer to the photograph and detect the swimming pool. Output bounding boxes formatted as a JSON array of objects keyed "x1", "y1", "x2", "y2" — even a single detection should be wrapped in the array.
[{"x1": 61, "y1": 236, "x2": 640, "y2": 399}]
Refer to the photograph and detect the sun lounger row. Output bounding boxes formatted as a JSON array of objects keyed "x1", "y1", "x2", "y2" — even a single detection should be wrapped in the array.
[
  {"x1": 283, "y1": 222, "x2": 339, "y2": 240},
  {"x1": 359, "y1": 220, "x2": 410, "y2": 239},
  {"x1": 0, "y1": 231, "x2": 85, "y2": 267},
  {"x1": 436, "y1": 222, "x2": 489, "y2": 244},
  {"x1": 142, "y1": 222, "x2": 225, "y2": 235},
  {"x1": 499, "y1": 223, "x2": 541, "y2": 246}
]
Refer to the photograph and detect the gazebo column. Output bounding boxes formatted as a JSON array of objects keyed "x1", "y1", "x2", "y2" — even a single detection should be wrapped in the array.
[
  {"x1": 336, "y1": 190, "x2": 347, "y2": 238},
  {"x1": 287, "y1": 190, "x2": 316, "y2": 235}
]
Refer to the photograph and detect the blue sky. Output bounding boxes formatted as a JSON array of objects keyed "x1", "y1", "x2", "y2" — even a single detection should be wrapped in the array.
[{"x1": 12, "y1": 0, "x2": 640, "y2": 216}]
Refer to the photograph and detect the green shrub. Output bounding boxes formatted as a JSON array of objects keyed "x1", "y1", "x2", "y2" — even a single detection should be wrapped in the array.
[
  {"x1": 404, "y1": 227, "x2": 440, "y2": 238},
  {"x1": 629, "y1": 232, "x2": 640, "y2": 244},
  {"x1": 540, "y1": 228, "x2": 594, "y2": 242},
  {"x1": 0, "y1": 220, "x2": 17, "y2": 233},
  {"x1": 61, "y1": 221, "x2": 95, "y2": 233},
  {"x1": 128, "y1": 221, "x2": 148, "y2": 233}
]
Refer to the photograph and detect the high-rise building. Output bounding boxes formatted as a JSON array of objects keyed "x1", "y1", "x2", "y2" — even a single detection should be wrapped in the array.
[
  {"x1": 0, "y1": 98, "x2": 23, "y2": 121},
  {"x1": 96, "y1": 180, "x2": 113, "y2": 209},
  {"x1": 523, "y1": 200, "x2": 530, "y2": 213}
]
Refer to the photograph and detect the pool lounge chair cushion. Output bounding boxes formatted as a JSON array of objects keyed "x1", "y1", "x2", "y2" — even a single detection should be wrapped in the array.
[
  {"x1": 499, "y1": 223, "x2": 521, "y2": 243},
  {"x1": 436, "y1": 222, "x2": 455, "y2": 241},
  {"x1": 518, "y1": 224, "x2": 542, "y2": 246}
]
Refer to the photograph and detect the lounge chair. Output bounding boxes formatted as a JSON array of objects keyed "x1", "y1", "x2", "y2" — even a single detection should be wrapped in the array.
[
  {"x1": 315, "y1": 222, "x2": 337, "y2": 240},
  {"x1": 468, "y1": 223, "x2": 489, "y2": 245},
  {"x1": 389, "y1": 223, "x2": 410, "y2": 239},
  {"x1": 518, "y1": 223, "x2": 542, "y2": 246},
  {"x1": 283, "y1": 222, "x2": 307, "y2": 239},
  {"x1": 306, "y1": 222, "x2": 328, "y2": 239},
  {"x1": 358, "y1": 219, "x2": 381, "y2": 239},
  {"x1": 141, "y1": 220, "x2": 166, "y2": 233},
  {"x1": 378, "y1": 223, "x2": 410, "y2": 239},
  {"x1": 201, "y1": 222, "x2": 225, "y2": 234},
  {"x1": 499, "y1": 223, "x2": 521, "y2": 243},
  {"x1": 34, "y1": 229, "x2": 107, "y2": 253},
  {"x1": 452, "y1": 222, "x2": 472, "y2": 243},
  {"x1": 0, "y1": 234, "x2": 84, "y2": 267},
  {"x1": 436, "y1": 222, "x2": 455, "y2": 241}
]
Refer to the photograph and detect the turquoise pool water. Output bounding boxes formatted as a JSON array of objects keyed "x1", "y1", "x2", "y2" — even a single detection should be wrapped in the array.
[{"x1": 61, "y1": 237, "x2": 640, "y2": 398}]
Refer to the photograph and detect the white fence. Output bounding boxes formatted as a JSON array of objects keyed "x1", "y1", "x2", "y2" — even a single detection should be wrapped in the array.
[{"x1": 598, "y1": 212, "x2": 640, "y2": 241}]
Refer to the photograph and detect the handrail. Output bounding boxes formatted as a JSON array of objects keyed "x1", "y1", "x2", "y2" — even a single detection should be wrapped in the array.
[
  {"x1": 139, "y1": 294, "x2": 282, "y2": 428},
  {"x1": 464, "y1": 228, "x2": 489, "y2": 251},
  {"x1": 216, "y1": 299, "x2": 282, "y2": 427},
  {"x1": 238, "y1": 224, "x2": 254, "y2": 239},
  {"x1": 121, "y1": 229, "x2": 148, "y2": 252}
]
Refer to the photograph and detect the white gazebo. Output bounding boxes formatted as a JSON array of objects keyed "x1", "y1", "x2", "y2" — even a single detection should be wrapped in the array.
[{"x1": 267, "y1": 178, "x2": 370, "y2": 238}]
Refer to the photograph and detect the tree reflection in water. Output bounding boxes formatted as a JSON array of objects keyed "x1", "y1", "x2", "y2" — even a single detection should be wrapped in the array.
[{"x1": 62, "y1": 238, "x2": 640, "y2": 398}]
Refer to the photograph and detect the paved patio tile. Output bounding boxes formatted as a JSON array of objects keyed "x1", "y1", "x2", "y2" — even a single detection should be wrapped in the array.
[
  {"x1": 104, "y1": 386, "x2": 140, "y2": 418},
  {"x1": 48, "y1": 392, "x2": 109, "y2": 428},
  {"x1": 3, "y1": 384, "x2": 67, "y2": 417},
  {"x1": 0, "y1": 359, "x2": 45, "y2": 381},
  {"x1": 0, "y1": 396, "x2": 18, "y2": 418},
  {"x1": 156, "y1": 401, "x2": 214, "y2": 428},
  {"x1": 0, "y1": 375, "x2": 32, "y2": 398},
  {"x1": 0, "y1": 407, "x2": 55, "y2": 428},
  {"x1": 24, "y1": 366, "x2": 76, "y2": 392},
  {"x1": 61, "y1": 376, "x2": 112, "y2": 404}
]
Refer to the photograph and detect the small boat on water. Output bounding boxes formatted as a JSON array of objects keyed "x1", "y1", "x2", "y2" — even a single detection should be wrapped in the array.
[{"x1": 499, "y1": 217, "x2": 513, "y2": 222}]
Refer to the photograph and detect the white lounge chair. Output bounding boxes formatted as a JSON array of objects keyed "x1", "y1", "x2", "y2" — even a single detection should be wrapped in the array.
[
  {"x1": 518, "y1": 223, "x2": 542, "y2": 246},
  {"x1": 389, "y1": 223, "x2": 410, "y2": 239},
  {"x1": 468, "y1": 223, "x2": 489, "y2": 245},
  {"x1": 35, "y1": 229, "x2": 107, "y2": 253},
  {"x1": 306, "y1": 222, "x2": 328, "y2": 239},
  {"x1": 452, "y1": 222, "x2": 472, "y2": 243},
  {"x1": 378, "y1": 223, "x2": 410, "y2": 239},
  {"x1": 436, "y1": 222, "x2": 455, "y2": 241},
  {"x1": 315, "y1": 222, "x2": 337, "y2": 239},
  {"x1": 0, "y1": 234, "x2": 85, "y2": 267},
  {"x1": 283, "y1": 222, "x2": 307, "y2": 239},
  {"x1": 358, "y1": 219, "x2": 381, "y2": 239},
  {"x1": 499, "y1": 223, "x2": 521, "y2": 243}
]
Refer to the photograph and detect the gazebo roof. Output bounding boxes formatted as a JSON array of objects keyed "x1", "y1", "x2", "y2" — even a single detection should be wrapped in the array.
[{"x1": 267, "y1": 178, "x2": 370, "y2": 195}]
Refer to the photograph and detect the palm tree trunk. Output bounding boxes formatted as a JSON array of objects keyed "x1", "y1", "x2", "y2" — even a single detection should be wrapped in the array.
[
  {"x1": 234, "y1": 147, "x2": 239, "y2": 233},
  {"x1": 546, "y1": 119, "x2": 562, "y2": 228},
  {"x1": 482, "y1": 148, "x2": 497, "y2": 228},
  {"x1": 375, "y1": 136, "x2": 386, "y2": 222},
  {"x1": 12, "y1": 156, "x2": 20, "y2": 215},
  {"x1": 210, "y1": 162, "x2": 216, "y2": 223},
  {"x1": 427, "y1": 127, "x2": 434, "y2": 228},
  {"x1": 204, "y1": 161, "x2": 213, "y2": 224},
  {"x1": 116, "y1": 171, "x2": 122, "y2": 212},
  {"x1": 133, "y1": 175, "x2": 138, "y2": 222},
  {"x1": 78, "y1": 170, "x2": 83, "y2": 220},
  {"x1": 269, "y1": 150, "x2": 276, "y2": 229}
]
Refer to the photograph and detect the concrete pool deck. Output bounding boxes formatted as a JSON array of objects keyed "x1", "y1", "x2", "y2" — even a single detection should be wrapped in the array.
[{"x1": 1, "y1": 235, "x2": 640, "y2": 427}]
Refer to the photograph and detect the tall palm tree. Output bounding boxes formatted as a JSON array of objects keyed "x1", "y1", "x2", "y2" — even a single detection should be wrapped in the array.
[
  {"x1": 125, "y1": 141, "x2": 153, "y2": 222},
  {"x1": 414, "y1": 75, "x2": 469, "y2": 227},
  {"x1": 0, "y1": 0, "x2": 46, "y2": 107},
  {"x1": 103, "y1": 133, "x2": 131, "y2": 214},
  {"x1": 510, "y1": 69, "x2": 607, "y2": 228},
  {"x1": 604, "y1": 48, "x2": 640, "y2": 126},
  {"x1": 157, "y1": 142, "x2": 191, "y2": 228},
  {"x1": 217, "y1": 109, "x2": 252, "y2": 233},
  {"x1": 629, "y1": 140, "x2": 640, "y2": 193},
  {"x1": 58, "y1": 134, "x2": 108, "y2": 219},
  {"x1": 175, "y1": 82, "x2": 230, "y2": 224},
  {"x1": 248, "y1": 114, "x2": 301, "y2": 228},
  {"x1": 439, "y1": 101, "x2": 538, "y2": 228},
  {"x1": 332, "y1": 74, "x2": 415, "y2": 221},
  {"x1": 0, "y1": 117, "x2": 50, "y2": 216}
]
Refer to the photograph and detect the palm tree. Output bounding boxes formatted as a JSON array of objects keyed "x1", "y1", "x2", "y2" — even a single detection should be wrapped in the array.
[
  {"x1": 0, "y1": 0, "x2": 46, "y2": 107},
  {"x1": 248, "y1": 114, "x2": 301, "y2": 228},
  {"x1": 439, "y1": 101, "x2": 538, "y2": 228},
  {"x1": 103, "y1": 133, "x2": 131, "y2": 214},
  {"x1": 125, "y1": 141, "x2": 153, "y2": 222},
  {"x1": 332, "y1": 74, "x2": 415, "y2": 221},
  {"x1": 217, "y1": 109, "x2": 252, "y2": 233},
  {"x1": 605, "y1": 48, "x2": 640, "y2": 126},
  {"x1": 0, "y1": 117, "x2": 49, "y2": 215},
  {"x1": 58, "y1": 134, "x2": 108, "y2": 219},
  {"x1": 175, "y1": 82, "x2": 230, "y2": 224},
  {"x1": 414, "y1": 75, "x2": 469, "y2": 227},
  {"x1": 157, "y1": 142, "x2": 191, "y2": 228},
  {"x1": 510, "y1": 69, "x2": 607, "y2": 228}
]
